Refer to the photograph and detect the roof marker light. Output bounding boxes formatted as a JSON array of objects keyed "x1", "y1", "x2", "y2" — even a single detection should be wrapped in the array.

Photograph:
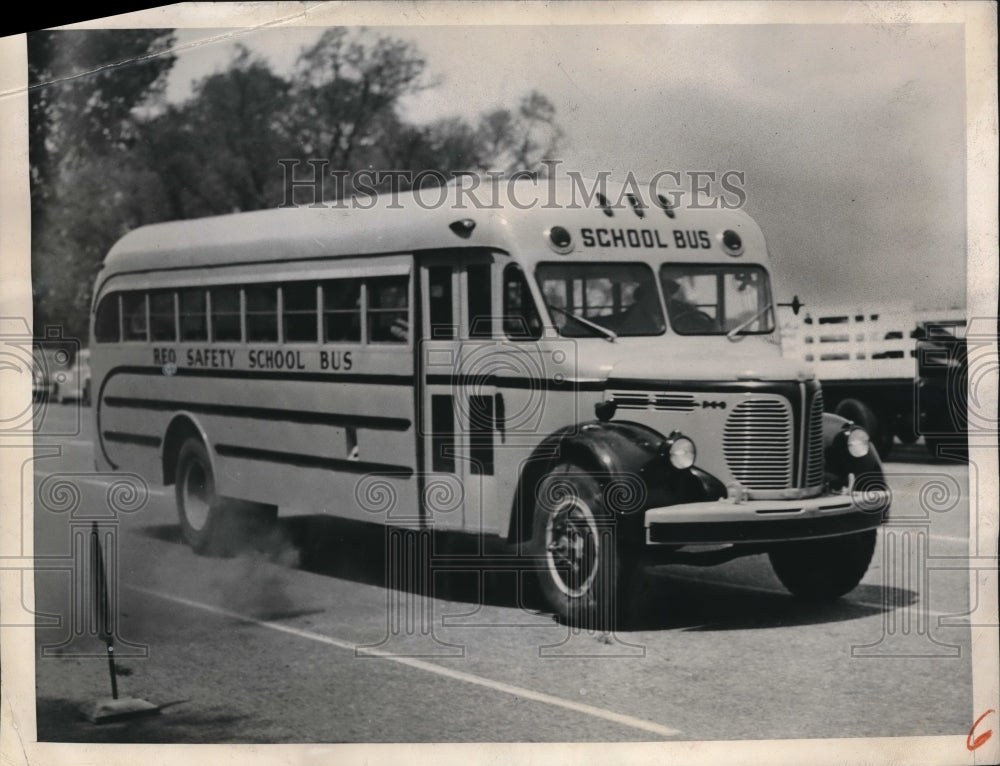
[
  {"x1": 449, "y1": 219, "x2": 476, "y2": 238},
  {"x1": 596, "y1": 192, "x2": 614, "y2": 217},
  {"x1": 626, "y1": 194, "x2": 646, "y2": 218},
  {"x1": 656, "y1": 194, "x2": 676, "y2": 219}
]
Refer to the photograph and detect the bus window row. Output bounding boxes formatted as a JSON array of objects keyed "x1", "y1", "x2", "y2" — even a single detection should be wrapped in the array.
[{"x1": 94, "y1": 276, "x2": 409, "y2": 345}]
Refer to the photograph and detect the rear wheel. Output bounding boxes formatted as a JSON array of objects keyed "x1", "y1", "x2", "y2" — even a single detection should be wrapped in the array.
[
  {"x1": 175, "y1": 438, "x2": 276, "y2": 555},
  {"x1": 769, "y1": 530, "x2": 877, "y2": 600},
  {"x1": 531, "y1": 464, "x2": 632, "y2": 629}
]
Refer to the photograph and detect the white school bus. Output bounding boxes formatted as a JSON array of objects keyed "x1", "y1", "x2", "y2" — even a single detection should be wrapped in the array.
[{"x1": 90, "y1": 179, "x2": 890, "y2": 626}]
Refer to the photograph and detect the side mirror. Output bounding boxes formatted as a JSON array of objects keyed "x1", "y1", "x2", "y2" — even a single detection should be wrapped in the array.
[{"x1": 778, "y1": 295, "x2": 803, "y2": 316}]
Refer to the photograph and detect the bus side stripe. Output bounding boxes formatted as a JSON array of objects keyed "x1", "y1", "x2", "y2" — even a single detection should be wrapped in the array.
[
  {"x1": 102, "y1": 431, "x2": 162, "y2": 448},
  {"x1": 214, "y1": 443, "x2": 413, "y2": 478},
  {"x1": 104, "y1": 396, "x2": 411, "y2": 432},
  {"x1": 105, "y1": 365, "x2": 414, "y2": 386},
  {"x1": 103, "y1": 365, "x2": 606, "y2": 391}
]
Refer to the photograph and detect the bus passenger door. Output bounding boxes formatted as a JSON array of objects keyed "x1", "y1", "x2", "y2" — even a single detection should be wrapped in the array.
[{"x1": 418, "y1": 252, "x2": 501, "y2": 535}]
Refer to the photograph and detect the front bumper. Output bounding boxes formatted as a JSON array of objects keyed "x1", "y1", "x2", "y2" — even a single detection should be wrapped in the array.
[{"x1": 645, "y1": 491, "x2": 890, "y2": 545}]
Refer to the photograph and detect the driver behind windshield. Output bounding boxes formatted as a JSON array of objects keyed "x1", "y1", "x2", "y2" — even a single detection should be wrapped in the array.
[
  {"x1": 662, "y1": 278, "x2": 720, "y2": 333},
  {"x1": 617, "y1": 283, "x2": 666, "y2": 335}
]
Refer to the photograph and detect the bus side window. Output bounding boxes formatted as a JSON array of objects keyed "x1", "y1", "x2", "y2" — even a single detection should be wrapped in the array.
[
  {"x1": 322, "y1": 279, "x2": 361, "y2": 342},
  {"x1": 94, "y1": 294, "x2": 121, "y2": 343},
  {"x1": 368, "y1": 276, "x2": 409, "y2": 344},
  {"x1": 282, "y1": 282, "x2": 318, "y2": 343},
  {"x1": 245, "y1": 284, "x2": 278, "y2": 342},
  {"x1": 428, "y1": 266, "x2": 455, "y2": 340},
  {"x1": 210, "y1": 287, "x2": 241, "y2": 342},
  {"x1": 179, "y1": 289, "x2": 207, "y2": 341},
  {"x1": 150, "y1": 290, "x2": 177, "y2": 342},
  {"x1": 467, "y1": 263, "x2": 492, "y2": 338},
  {"x1": 503, "y1": 264, "x2": 542, "y2": 340},
  {"x1": 122, "y1": 292, "x2": 148, "y2": 342}
]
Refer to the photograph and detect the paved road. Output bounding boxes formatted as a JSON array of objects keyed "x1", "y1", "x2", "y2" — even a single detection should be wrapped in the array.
[{"x1": 28, "y1": 402, "x2": 976, "y2": 743}]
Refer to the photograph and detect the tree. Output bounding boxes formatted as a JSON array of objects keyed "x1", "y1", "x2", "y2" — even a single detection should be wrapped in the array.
[
  {"x1": 286, "y1": 28, "x2": 432, "y2": 195},
  {"x1": 140, "y1": 46, "x2": 294, "y2": 217},
  {"x1": 28, "y1": 29, "x2": 176, "y2": 205},
  {"x1": 28, "y1": 29, "x2": 176, "y2": 339},
  {"x1": 474, "y1": 90, "x2": 564, "y2": 174}
]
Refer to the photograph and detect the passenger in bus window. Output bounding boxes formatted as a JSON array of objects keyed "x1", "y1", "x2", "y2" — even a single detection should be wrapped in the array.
[
  {"x1": 617, "y1": 283, "x2": 666, "y2": 335},
  {"x1": 368, "y1": 278, "x2": 409, "y2": 343},
  {"x1": 663, "y1": 277, "x2": 719, "y2": 333}
]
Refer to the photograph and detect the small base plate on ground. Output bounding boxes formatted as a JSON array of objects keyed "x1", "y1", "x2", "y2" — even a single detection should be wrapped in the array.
[{"x1": 79, "y1": 697, "x2": 160, "y2": 724}]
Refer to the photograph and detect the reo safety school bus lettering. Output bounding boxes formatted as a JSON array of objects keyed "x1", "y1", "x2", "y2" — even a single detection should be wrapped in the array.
[
  {"x1": 580, "y1": 228, "x2": 711, "y2": 249},
  {"x1": 249, "y1": 349, "x2": 353, "y2": 370},
  {"x1": 153, "y1": 347, "x2": 353, "y2": 371}
]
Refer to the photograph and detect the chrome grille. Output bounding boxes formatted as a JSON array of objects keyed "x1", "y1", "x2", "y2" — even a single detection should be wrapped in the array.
[
  {"x1": 723, "y1": 398, "x2": 793, "y2": 489},
  {"x1": 805, "y1": 391, "x2": 825, "y2": 488},
  {"x1": 609, "y1": 391, "x2": 697, "y2": 411}
]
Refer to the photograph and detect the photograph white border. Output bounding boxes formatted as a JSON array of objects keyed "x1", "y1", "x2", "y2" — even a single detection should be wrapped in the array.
[{"x1": 2, "y1": 3, "x2": 996, "y2": 765}]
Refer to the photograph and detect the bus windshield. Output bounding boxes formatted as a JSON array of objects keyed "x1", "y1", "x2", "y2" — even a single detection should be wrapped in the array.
[
  {"x1": 536, "y1": 262, "x2": 665, "y2": 338},
  {"x1": 659, "y1": 264, "x2": 774, "y2": 336}
]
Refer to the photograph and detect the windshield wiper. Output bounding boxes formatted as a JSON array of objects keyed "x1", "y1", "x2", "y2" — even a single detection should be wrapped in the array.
[
  {"x1": 726, "y1": 303, "x2": 774, "y2": 342},
  {"x1": 547, "y1": 304, "x2": 617, "y2": 342}
]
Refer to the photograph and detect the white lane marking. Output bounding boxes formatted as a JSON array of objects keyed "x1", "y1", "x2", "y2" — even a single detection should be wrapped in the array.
[
  {"x1": 128, "y1": 584, "x2": 682, "y2": 738},
  {"x1": 31, "y1": 469, "x2": 171, "y2": 495},
  {"x1": 664, "y1": 573, "x2": 953, "y2": 619}
]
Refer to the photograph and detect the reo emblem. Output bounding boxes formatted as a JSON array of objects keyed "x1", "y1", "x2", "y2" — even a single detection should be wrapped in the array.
[{"x1": 701, "y1": 400, "x2": 727, "y2": 409}]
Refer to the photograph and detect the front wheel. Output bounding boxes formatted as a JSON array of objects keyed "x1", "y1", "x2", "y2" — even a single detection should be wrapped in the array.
[
  {"x1": 768, "y1": 530, "x2": 877, "y2": 600},
  {"x1": 175, "y1": 438, "x2": 276, "y2": 556},
  {"x1": 530, "y1": 464, "x2": 633, "y2": 628}
]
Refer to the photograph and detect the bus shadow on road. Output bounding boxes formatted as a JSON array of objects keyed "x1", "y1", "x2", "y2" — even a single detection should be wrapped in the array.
[
  {"x1": 142, "y1": 517, "x2": 920, "y2": 633},
  {"x1": 141, "y1": 515, "x2": 541, "y2": 611},
  {"x1": 619, "y1": 569, "x2": 918, "y2": 632}
]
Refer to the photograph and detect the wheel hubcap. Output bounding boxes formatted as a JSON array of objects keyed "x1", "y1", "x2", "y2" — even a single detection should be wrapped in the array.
[
  {"x1": 182, "y1": 462, "x2": 211, "y2": 532},
  {"x1": 545, "y1": 497, "x2": 600, "y2": 598}
]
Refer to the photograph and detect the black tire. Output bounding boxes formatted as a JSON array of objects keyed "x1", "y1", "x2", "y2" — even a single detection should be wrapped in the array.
[
  {"x1": 769, "y1": 530, "x2": 877, "y2": 600},
  {"x1": 174, "y1": 438, "x2": 276, "y2": 556},
  {"x1": 835, "y1": 398, "x2": 892, "y2": 461},
  {"x1": 530, "y1": 463, "x2": 632, "y2": 629},
  {"x1": 895, "y1": 415, "x2": 919, "y2": 444}
]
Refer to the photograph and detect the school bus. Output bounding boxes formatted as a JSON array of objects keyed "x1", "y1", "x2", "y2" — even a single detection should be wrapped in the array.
[{"x1": 90, "y1": 178, "x2": 890, "y2": 626}]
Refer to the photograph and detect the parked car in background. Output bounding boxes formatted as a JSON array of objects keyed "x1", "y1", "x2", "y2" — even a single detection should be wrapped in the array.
[
  {"x1": 52, "y1": 348, "x2": 92, "y2": 405},
  {"x1": 32, "y1": 346, "x2": 74, "y2": 401}
]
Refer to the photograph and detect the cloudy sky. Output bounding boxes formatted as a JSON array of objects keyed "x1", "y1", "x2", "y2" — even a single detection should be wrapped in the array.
[{"x1": 163, "y1": 17, "x2": 968, "y2": 313}]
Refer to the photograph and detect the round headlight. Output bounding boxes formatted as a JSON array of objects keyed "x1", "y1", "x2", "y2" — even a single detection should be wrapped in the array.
[
  {"x1": 668, "y1": 436, "x2": 697, "y2": 469},
  {"x1": 846, "y1": 427, "x2": 871, "y2": 458}
]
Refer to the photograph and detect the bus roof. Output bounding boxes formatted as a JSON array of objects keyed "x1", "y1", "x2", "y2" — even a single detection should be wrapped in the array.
[{"x1": 98, "y1": 178, "x2": 769, "y2": 287}]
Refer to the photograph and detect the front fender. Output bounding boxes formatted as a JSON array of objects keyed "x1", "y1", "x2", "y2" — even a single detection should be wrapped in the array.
[
  {"x1": 507, "y1": 420, "x2": 724, "y2": 545},
  {"x1": 823, "y1": 412, "x2": 887, "y2": 491}
]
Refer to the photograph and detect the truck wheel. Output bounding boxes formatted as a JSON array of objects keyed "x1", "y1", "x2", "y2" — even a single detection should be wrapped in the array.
[
  {"x1": 531, "y1": 464, "x2": 631, "y2": 629},
  {"x1": 835, "y1": 398, "x2": 892, "y2": 460},
  {"x1": 175, "y1": 438, "x2": 276, "y2": 556},
  {"x1": 768, "y1": 530, "x2": 877, "y2": 600}
]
